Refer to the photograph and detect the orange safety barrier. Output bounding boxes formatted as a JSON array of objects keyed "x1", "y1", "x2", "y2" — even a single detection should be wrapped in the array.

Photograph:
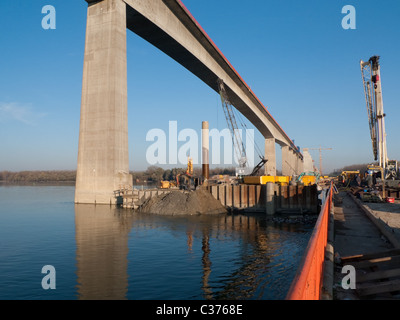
[{"x1": 286, "y1": 184, "x2": 333, "y2": 300}]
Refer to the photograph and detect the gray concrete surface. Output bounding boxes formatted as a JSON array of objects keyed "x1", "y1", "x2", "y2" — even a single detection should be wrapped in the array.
[
  {"x1": 264, "y1": 138, "x2": 277, "y2": 176},
  {"x1": 363, "y1": 201, "x2": 400, "y2": 244},
  {"x1": 334, "y1": 192, "x2": 393, "y2": 258},
  {"x1": 76, "y1": 0, "x2": 132, "y2": 204},
  {"x1": 332, "y1": 191, "x2": 397, "y2": 300}
]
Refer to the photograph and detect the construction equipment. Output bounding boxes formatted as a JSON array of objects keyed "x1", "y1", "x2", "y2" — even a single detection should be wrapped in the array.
[
  {"x1": 360, "y1": 56, "x2": 398, "y2": 180},
  {"x1": 243, "y1": 175, "x2": 291, "y2": 185},
  {"x1": 160, "y1": 157, "x2": 194, "y2": 190},
  {"x1": 338, "y1": 170, "x2": 360, "y2": 187},
  {"x1": 160, "y1": 181, "x2": 171, "y2": 189},
  {"x1": 296, "y1": 172, "x2": 321, "y2": 186},
  {"x1": 217, "y1": 79, "x2": 267, "y2": 178},
  {"x1": 366, "y1": 164, "x2": 388, "y2": 198},
  {"x1": 176, "y1": 157, "x2": 194, "y2": 190},
  {"x1": 387, "y1": 160, "x2": 398, "y2": 180}
]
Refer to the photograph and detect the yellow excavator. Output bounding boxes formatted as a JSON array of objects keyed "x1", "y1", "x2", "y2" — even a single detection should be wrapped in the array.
[
  {"x1": 176, "y1": 157, "x2": 194, "y2": 190},
  {"x1": 338, "y1": 170, "x2": 360, "y2": 186},
  {"x1": 160, "y1": 157, "x2": 194, "y2": 190}
]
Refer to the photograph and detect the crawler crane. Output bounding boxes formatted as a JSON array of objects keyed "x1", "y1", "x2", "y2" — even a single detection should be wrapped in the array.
[{"x1": 217, "y1": 79, "x2": 267, "y2": 178}]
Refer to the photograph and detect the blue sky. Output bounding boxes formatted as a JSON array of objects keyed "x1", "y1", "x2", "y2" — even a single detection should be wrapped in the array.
[{"x1": 0, "y1": 0, "x2": 399, "y2": 174}]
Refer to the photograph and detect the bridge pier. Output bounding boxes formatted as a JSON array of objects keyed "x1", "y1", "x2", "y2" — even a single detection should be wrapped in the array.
[
  {"x1": 290, "y1": 150, "x2": 297, "y2": 175},
  {"x1": 297, "y1": 155, "x2": 304, "y2": 175},
  {"x1": 282, "y1": 146, "x2": 291, "y2": 176},
  {"x1": 303, "y1": 148, "x2": 314, "y2": 172},
  {"x1": 264, "y1": 138, "x2": 277, "y2": 176},
  {"x1": 75, "y1": 0, "x2": 132, "y2": 204},
  {"x1": 282, "y1": 145, "x2": 303, "y2": 176},
  {"x1": 291, "y1": 150, "x2": 303, "y2": 176}
]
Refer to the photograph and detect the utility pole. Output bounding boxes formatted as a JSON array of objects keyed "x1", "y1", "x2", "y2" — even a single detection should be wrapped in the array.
[{"x1": 307, "y1": 147, "x2": 332, "y2": 176}]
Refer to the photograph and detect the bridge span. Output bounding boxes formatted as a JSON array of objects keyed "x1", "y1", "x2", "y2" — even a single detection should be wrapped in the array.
[{"x1": 76, "y1": 0, "x2": 304, "y2": 204}]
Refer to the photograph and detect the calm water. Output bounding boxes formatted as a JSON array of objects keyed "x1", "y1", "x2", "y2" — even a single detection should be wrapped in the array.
[{"x1": 0, "y1": 185, "x2": 313, "y2": 300}]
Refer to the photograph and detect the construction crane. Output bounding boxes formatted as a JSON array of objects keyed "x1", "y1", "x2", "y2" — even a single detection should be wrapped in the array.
[
  {"x1": 360, "y1": 56, "x2": 397, "y2": 179},
  {"x1": 306, "y1": 147, "x2": 332, "y2": 176},
  {"x1": 217, "y1": 79, "x2": 267, "y2": 177}
]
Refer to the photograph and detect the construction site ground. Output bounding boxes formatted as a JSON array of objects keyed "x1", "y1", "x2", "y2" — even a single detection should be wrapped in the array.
[{"x1": 332, "y1": 190, "x2": 400, "y2": 300}]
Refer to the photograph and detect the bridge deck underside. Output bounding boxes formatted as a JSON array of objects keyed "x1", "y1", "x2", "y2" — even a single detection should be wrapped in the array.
[{"x1": 126, "y1": 4, "x2": 280, "y2": 144}]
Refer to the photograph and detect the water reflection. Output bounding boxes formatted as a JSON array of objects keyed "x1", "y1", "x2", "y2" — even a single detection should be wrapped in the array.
[
  {"x1": 201, "y1": 228, "x2": 212, "y2": 300},
  {"x1": 74, "y1": 206, "x2": 311, "y2": 300},
  {"x1": 75, "y1": 205, "x2": 133, "y2": 300}
]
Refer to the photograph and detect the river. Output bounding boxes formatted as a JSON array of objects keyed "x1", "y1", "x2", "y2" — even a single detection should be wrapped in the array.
[{"x1": 0, "y1": 184, "x2": 314, "y2": 300}]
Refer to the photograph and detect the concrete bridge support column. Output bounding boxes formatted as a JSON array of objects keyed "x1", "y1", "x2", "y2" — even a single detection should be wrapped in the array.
[
  {"x1": 297, "y1": 157, "x2": 304, "y2": 175},
  {"x1": 290, "y1": 150, "x2": 297, "y2": 176},
  {"x1": 284, "y1": 148, "x2": 296, "y2": 176},
  {"x1": 282, "y1": 146, "x2": 291, "y2": 176},
  {"x1": 264, "y1": 138, "x2": 276, "y2": 176},
  {"x1": 303, "y1": 148, "x2": 314, "y2": 172},
  {"x1": 75, "y1": 0, "x2": 132, "y2": 204},
  {"x1": 293, "y1": 153, "x2": 299, "y2": 176},
  {"x1": 289, "y1": 150, "x2": 303, "y2": 176}
]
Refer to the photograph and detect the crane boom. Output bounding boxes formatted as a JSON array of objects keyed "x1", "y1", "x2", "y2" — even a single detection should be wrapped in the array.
[
  {"x1": 217, "y1": 79, "x2": 267, "y2": 177},
  {"x1": 361, "y1": 59, "x2": 378, "y2": 161},
  {"x1": 360, "y1": 56, "x2": 388, "y2": 170},
  {"x1": 360, "y1": 56, "x2": 398, "y2": 180},
  {"x1": 218, "y1": 79, "x2": 247, "y2": 169}
]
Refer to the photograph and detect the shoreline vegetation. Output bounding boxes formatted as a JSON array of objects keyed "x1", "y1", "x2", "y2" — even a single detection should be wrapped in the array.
[
  {"x1": 0, "y1": 170, "x2": 76, "y2": 183},
  {"x1": 0, "y1": 163, "x2": 376, "y2": 184},
  {"x1": 0, "y1": 166, "x2": 236, "y2": 184}
]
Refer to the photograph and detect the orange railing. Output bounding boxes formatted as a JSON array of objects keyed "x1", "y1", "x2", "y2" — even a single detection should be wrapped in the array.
[{"x1": 286, "y1": 184, "x2": 333, "y2": 300}]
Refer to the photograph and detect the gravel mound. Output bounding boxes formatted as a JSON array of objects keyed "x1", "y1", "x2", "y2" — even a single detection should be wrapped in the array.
[{"x1": 138, "y1": 188, "x2": 227, "y2": 215}]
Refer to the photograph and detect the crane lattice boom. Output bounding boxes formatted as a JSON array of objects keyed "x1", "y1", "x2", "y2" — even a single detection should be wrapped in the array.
[
  {"x1": 360, "y1": 56, "x2": 387, "y2": 170},
  {"x1": 217, "y1": 79, "x2": 268, "y2": 177},
  {"x1": 218, "y1": 79, "x2": 247, "y2": 169}
]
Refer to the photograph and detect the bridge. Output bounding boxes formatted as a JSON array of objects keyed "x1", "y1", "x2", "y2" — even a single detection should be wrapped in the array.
[{"x1": 75, "y1": 0, "x2": 304, "y2": 204}]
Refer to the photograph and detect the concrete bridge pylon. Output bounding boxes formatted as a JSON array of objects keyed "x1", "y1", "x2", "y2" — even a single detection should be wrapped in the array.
[{"x1": 75, "y1": 0, "x2": 132, "y2": 204}]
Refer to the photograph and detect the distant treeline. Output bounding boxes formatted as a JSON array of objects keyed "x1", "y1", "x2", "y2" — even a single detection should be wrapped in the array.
[
  {"x1": 132, "y1": 166, "x2": 236, "y2": 183},
  {"x1": 2, "y1": 163, "x2": 381, "y2": 183},
  {"x1": 0, "y1": 167, "x2": 236, "y2": 183},
  {"x1": 331, "y1": 163, "x2": 380, "y2": 176},
  {"x1": 0, "y1": 170, "x2": 76, "y2": 183}
]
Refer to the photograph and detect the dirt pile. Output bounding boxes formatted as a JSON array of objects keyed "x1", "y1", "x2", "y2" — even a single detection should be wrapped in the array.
[{"x1": 138, "y1": 188, "x2": 227, "y2": 215}]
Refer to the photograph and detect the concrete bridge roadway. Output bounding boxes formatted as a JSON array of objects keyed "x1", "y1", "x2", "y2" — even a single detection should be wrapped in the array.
[{"x1": 76, "y1": 0, "x2": 304, "y2": 204}]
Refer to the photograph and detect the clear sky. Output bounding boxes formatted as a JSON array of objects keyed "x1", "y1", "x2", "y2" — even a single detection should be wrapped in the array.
[{"x1": 0, "y1": 0, "x2": 399, "y2": 174}]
